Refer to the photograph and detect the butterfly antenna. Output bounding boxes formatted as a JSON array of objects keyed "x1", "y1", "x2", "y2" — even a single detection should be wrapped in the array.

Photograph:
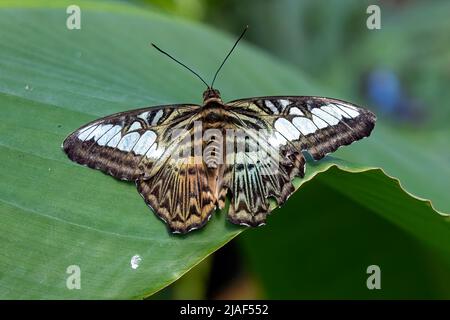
[
  {"x1": 210, "y1": 25, "x2": 248, "y2": 89},
  {"x1": 151, "y1": 43, "x2": 210, "y2": 88}
]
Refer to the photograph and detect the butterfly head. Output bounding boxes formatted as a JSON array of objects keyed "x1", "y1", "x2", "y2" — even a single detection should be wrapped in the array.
[{"x1": 202, "y1": 88, "x2": 222, "y2": 104}]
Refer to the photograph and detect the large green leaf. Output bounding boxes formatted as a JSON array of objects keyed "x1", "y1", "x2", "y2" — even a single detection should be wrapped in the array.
[
  {"x1": 0, "y1": 1, "x2": 447, "y2": 299},
  {"x1": 240, "y1": 165, "x2": 450, "y2": 299}
]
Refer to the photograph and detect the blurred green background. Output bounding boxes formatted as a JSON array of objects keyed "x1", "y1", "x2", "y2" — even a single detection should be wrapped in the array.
[
  {"x1": 1, "y1": 0, "x2": 449, "y2": 299},
  {"x1": 126, "y1": 0, "x2": 450, "y2": 299}
]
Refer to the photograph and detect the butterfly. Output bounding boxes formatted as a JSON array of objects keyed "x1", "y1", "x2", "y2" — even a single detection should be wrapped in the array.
[{"x1": 62, "y1": 27, "x2": 376, "y2": 234}]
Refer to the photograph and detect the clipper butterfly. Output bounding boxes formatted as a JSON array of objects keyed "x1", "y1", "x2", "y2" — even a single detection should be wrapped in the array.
[{"x1": 62, "y1": 27, "x2": 376, "y2": 233}]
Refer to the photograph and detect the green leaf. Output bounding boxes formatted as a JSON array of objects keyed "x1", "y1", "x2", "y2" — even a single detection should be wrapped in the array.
[
  {"x1": 0, "y1": 0, "x2": 447, "y2": 299},
  {"x1": 240, "y1": 166, "x2": 450, "y2": 299}
]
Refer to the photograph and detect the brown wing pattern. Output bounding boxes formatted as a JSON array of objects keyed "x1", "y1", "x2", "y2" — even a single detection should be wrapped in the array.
[{"x1": 137, "y1": 160, "x2": 217, "y2": 233}]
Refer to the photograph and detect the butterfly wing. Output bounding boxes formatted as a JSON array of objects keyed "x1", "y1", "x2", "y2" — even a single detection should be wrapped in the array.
[
  {"x1": 227, "y1": 96, "x2": 376, "y2": 160},
  {"x1": 63, "y1": 104, "x2": 219, "y2": 233},
  {"x1": 137, "y1": 159, "x2": 218, "y2": 233},
  {"x1": 218, "y1": 124, "x2": 305, "y2": 227},
  {"x1": 219, "y1": 96, "x2": 376, "y2": 226},
  {"x1": 62, "y1": 104, "x2": 200, "y2": 181}
]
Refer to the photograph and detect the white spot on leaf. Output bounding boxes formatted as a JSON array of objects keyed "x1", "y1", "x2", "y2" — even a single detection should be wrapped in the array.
[{"x1": 130, "y1": 255, "x2": 142, "y2": 270}]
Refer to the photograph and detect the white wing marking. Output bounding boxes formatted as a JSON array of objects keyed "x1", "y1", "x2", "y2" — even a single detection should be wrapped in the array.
[
  {"x1": 336, "y1": 104, "x2": 359, "y2": 118},
  {"x1": 129, "y1": 121, "x2": 142, "y2": 131},
  {"x1": 106, "y1": 131, "x2": 122, "y2": 148},
  {"x1": 86, "y1": 124, "x2": 113, "y2": 141},
  {"x1": 292, "y1": 117, "x2": 317, "y2": 135},
  {"x1": 337, "y1": 102, "x2": 358, "y2": 111},
  {"x1": 132, "y1": 131, "x2": 157, "y2": 155},
  {"x1": 145, "y1": 143, "x2": 165, "y2": 160},
  {"x1": 117, "y1": 132, "x2": 140, "y2": 152},
  {"x1": 312, "y1": 115, "x2": 328, "y2": 129},
  {"x1": 98, "y1": 125, "x2": 122, "y2": 146},
  {"x1": 279, "y1": 99, "x2": 290, "y2": 110},
  {"x1": 265, "y1": 101, "x2": 279, "y2": 114},
  {"x1": 151, "y1": 110, "x2": 164, "y2": 125},
  {"x1": 312, "y1": 108, "x2": 339, "y2": 125},
  {"x1": 274, "y1": 118, "x2": 300, "y2": 141},
  {"x1": 78, "y1": 124, "x2": 98, "y2": 141},
  {"x1": 267, "y1": 131, "x2": 287, "y2": 148},
  {"x1": 138, "y1": 111, "x2": 149, "y2": 122},
  {"x1": 289, "y1": 107, "x2": 304, "y2": 116}
]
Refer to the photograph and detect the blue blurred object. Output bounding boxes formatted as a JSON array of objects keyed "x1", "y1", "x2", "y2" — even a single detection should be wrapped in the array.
[
  {"x1": 367, "y1": 69, "x2": 402, "y2": 114},
  {"x1": 365, "y1": 67, "x2": 426, "y2": 124}
]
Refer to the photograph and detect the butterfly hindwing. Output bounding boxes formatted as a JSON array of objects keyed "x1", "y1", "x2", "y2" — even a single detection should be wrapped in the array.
[
  {"x1": 136, "y1": 123, "x2": 219, "y2": 233},
  {"x1": 219, "y1": 128, "x2": 305, "y2": 227},
  {"x1": 137, "y1": 159, "x2": 218, "y2": 233}
]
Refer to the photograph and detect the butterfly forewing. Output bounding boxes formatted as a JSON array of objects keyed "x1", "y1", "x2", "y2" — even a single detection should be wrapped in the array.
[
  {"x1": 63, "y1": 104, "x2": 200, "y2": 181},
  {"x1": 227, "y1": 96, "x2": 376, "y2": 160}
]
